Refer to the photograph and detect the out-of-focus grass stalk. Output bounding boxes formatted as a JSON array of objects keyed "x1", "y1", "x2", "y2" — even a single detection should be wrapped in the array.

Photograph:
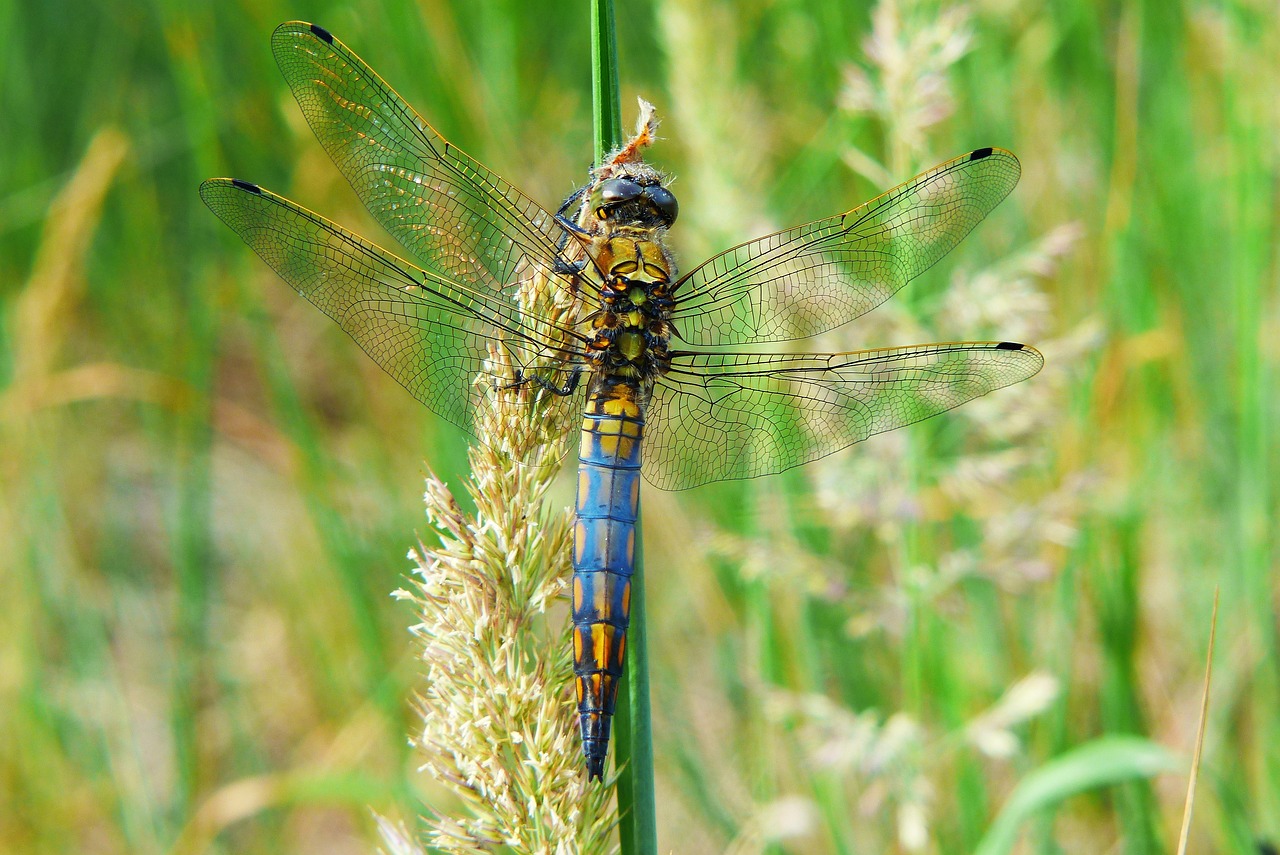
[
  {"x1": 1220, "y1": 0, "x2": 1278, "y2": 809},
  {"x1": 844, "y1": 0, "x2": 976, "y2": 772},
  {"x1": 592, "y1": 1, "x2": 658, "y2": 851},
  {"x1": 657, "y1": 0, "x2": 1122, "y2": 849},
  {"x1": 1090, "y1": 7, "x2": 1163, "y2": 846}
]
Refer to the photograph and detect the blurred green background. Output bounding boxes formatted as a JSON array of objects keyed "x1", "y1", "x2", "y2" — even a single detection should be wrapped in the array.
[{"x1": 2, "y1": 0, "x2": 1276, "y2": 852}]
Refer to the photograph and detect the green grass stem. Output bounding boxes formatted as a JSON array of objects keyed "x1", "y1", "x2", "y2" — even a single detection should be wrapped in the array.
[
  {"x1": 591, "y1": 0, "x2": 622, "y2": 164},
  {"x1": 591, "y1": 1, "x2": 657, "y2": 851}
]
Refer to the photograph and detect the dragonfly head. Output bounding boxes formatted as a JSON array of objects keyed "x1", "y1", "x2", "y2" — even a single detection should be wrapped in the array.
[{"x1": 587, "y1": 164, "x2": 679, "y2": 229}]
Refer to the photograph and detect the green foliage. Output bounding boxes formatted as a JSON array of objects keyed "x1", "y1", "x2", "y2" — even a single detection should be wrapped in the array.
[
  {"x1": 1, "y1": 0, "x2": 1276, "y2": 852},
  {"x1": 974, "y1": 736, "x2": 1179, "y2": 855}
]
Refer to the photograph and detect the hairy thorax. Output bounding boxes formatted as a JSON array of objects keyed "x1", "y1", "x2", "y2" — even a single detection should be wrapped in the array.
[
  {"x1": 573, "y1": 157, "x2": 680, "y2": 395},
  {"x1": 586, "y1": 227, "x2": 674, "y2": 389}
]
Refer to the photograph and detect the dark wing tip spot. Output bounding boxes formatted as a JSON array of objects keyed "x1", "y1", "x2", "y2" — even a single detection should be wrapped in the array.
[
  {"x1": 970, "y1": 147, "x2": 995, "y2": 161},
  {"x1": 995, "y1": 341, "x2": 1025, "y2": 350},
  {"x1": 230, "y1": 179, "x2": 262, "y2": 194},
  {"x1": 309, "y1": 23, "x2": 334, "y2": 43}
]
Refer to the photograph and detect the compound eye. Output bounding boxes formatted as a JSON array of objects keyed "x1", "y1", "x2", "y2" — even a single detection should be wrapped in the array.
[
  {"x1": 599, "y1": 178, "x2": 642, "y2": 204},
  {"x1": 643, "y1": 185, "x2": 679, "y2": 226}
]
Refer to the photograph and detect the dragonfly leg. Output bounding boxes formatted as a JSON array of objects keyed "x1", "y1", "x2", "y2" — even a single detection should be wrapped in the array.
[
  {"x1": 556, "y1": 182, "x2": 589, "y2": 219},
  {"x1": 554, "y1": 184, "x2": 591, "y2": 245},
  {"x1": 553, "y1": 256, "x2": 590, "y2": 277},
  {"x1": 506, "y1": 367, "x2": 583, "y2": 397},
  {"x1": 552, "y1": 189, "x2": 595, "y2": 286},
  {"x1": 555, "y1": 213, "x2": 591, "y2": 238}
]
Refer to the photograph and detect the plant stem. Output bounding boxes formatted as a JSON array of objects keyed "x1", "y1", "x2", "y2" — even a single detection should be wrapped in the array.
[
  {"x1": 591, "y1": 0, "x2": 621, "y2": 161},
  {"x1": 590, "y1": 1, "x2": 657, "y2": 852},
  {"x1": 615, "y1": 509, "x2": 656, "y2": 853}
]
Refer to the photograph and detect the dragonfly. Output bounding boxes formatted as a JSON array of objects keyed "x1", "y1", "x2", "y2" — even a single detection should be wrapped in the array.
[{"x1": 200, "y1": 21, "x2": 1043, "y2": 782}]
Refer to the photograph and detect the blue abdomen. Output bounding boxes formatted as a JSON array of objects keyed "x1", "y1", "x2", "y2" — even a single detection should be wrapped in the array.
[{"x1": 572, "y1": 379, "x2": 643, "y2": 780}]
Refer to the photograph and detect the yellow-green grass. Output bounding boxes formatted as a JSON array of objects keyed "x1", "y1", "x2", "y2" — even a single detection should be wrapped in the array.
[{"x1": 1, "y1": 0, "x2": 1275, "y2": 852}]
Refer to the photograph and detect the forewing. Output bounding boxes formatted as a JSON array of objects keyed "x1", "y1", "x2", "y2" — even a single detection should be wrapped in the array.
[
  {"x1": 199, "y1": 178, "x2": 585, "y2": 434},
  {"x1": 671, "y1": 149, "x2": 1021, "y2": 346},
  {"x1": 643, "y1": 341, "x2": 1043, "y2": 490},
  {"x1": 270, "y1": 22, "x2": 581, "y2": 299}
]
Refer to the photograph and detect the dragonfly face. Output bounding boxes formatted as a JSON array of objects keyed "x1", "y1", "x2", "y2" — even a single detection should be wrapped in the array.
[
  {"x1": 587, "y1": 170, "x2": 679, "y2": 230},
  {"x1": 200, "y1": 21, "x2": 1043, "y2": 781}
]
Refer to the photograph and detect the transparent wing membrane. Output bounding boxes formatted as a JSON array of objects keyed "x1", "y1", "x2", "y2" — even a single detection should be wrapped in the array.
[
  {"x1": 642, "y1": 341, "x2": 1043, "y2": 490},
  {"x1": 204, "y1": 22, "x2": 1041, "y2": 496},
  {"x1": 671, "y1": 149, "x2": 1021, "y2": 346},
  {"x1": 270, "y1": 22, "x2": 589, "y2": 303},
  {"x1": 200, "y1": 178, "x2": 586, "y2": 434}
]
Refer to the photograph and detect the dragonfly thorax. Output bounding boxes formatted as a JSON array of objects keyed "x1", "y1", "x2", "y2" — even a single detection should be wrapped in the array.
[{"x1": 585, "y1": 230, "x2": 674, "y2": 381}]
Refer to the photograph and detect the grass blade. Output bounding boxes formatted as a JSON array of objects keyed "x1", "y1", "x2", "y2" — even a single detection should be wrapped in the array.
[
  {"x1": 1176, "y1": 590, "x2": 1219, "y2": 855},
  {"x1": 974, "y1": 736, "x2": 1178, "y2": 855}
]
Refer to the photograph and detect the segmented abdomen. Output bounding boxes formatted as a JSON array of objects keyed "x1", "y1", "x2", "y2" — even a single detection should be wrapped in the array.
[{"x1": 572, "y1": 378, "x2": 642, "y2": 780}]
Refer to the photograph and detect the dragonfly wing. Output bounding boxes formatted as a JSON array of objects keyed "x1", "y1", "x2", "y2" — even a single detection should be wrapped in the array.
[
  {"x1": 642, "y1": 341, "x2": 1043, "y2": 491},
  {"x1": 671, "y1": 149, "x2": 1021, "y2": 346},
  {"x1": 200, "y1": 178, "x2": 585, "y2": 435},
  {"x1": 271, "y1": 22, "x2": 582, "y2": 301}
]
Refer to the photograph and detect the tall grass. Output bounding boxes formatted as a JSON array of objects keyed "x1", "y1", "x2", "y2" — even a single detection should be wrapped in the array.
[{"x1": 1, "y1": 0, "x2": 1276, "y2": 852}]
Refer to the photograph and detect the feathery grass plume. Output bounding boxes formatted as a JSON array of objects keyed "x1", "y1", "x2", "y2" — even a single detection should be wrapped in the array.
[
  {"x1": 811, "y1": 2, "x2": 1093, "y2": 848},
  {"x1": 813, "y1": 222, "x2": 1100, "y2": 594},
  {"x1": 664, "y1": 1, "x2": 1094, "y2": 851},
  {"x1": 384, "y1": 243, "x2": 618, "y2": 853},
  {"x1": 819, "y1": 0, "x2": 1100, "y2": 602},
  {"x1": 762, "y1": 673, "x2": 1059, "y2": 852},
  {"x1": 759, "y1": 216, "x2": 1091, "y2": 854},
  {"x1": 656, "y1": 0, "x2": 773, "y2": 255},
  {"x1": 838, "y1": 0, "x2": 973, "y2": 178}
]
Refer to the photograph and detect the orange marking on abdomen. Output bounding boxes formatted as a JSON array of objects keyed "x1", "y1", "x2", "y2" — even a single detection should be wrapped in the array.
[
  {"x1": 591, "y1": 623, "x2": 614, "y2": 672},
  {"x1": 593, "y1": 576, "x2": 608, "y2": 619}
]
